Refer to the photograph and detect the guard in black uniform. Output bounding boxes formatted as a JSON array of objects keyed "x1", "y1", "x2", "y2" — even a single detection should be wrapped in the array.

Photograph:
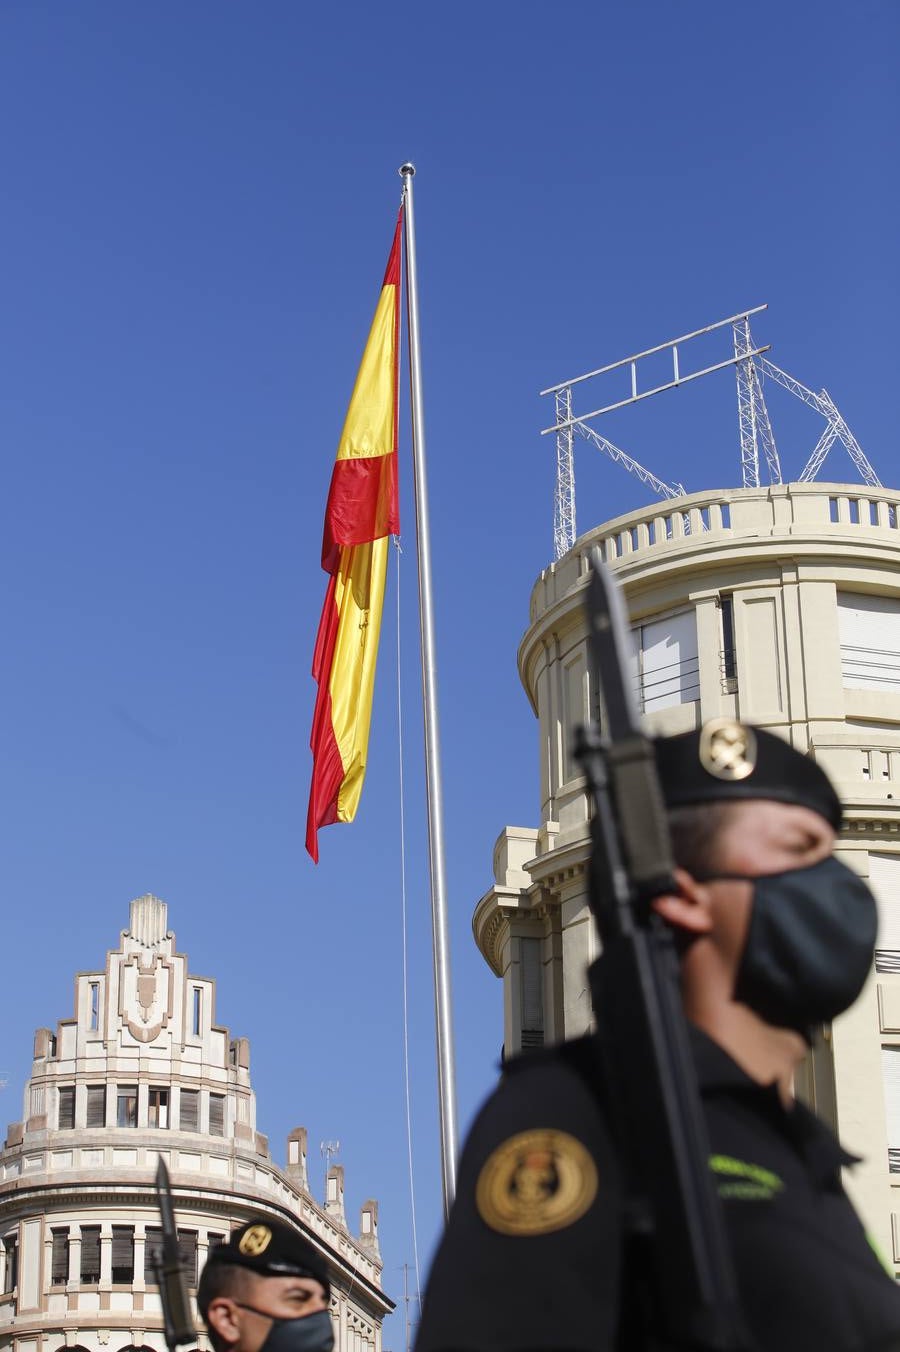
[
  {"x1": 416, "y1": 722, "x2": 900, "y2": 1352},
  {"x1": 198, "y1": 1217, "x2": 334, "y2": 1352}
]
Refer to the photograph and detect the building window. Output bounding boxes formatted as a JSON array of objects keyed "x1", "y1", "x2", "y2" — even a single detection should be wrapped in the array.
[
  {"x1": 57, "y1": 1086, "x2": 76, "y2": 1130},
  {"x1": 86, "y1": 1085, "x2": 106, "y2": 1129},
  {"x1": 146, "y1": 1228, "x2": 200, "y2": 1290},
  {"x1": 117, "y1": 1085, "x2": 138, "y2": 1128},
  {"x1": 192, "y1": 988, "x2": 202, "y2": 1037},
  {"x1": 720, "y1": 595, "x2": 737, "y2": 689},
  {"x1": 30, "y1": 1086, "x2": 45, "y2": 1118},
  {"x1": 144, "y1": 1226, "x2": 162, "y2": 1283},
  {"x1": 80, "y1": 1227, "x2": 101, "y2": 1284},
  {"x1": 838, "y1": 593, "x2": 900, "y2": 692},
  {"x1": 111, "y1": 1227, "x2": 135, "y2": 1284},
  {"x1": 149, "y1": 1087, "x2": 169, "y2": 1129},
  {"x1": 48, "y1": 1033, "x2": 57, "y2": 1058},
  {"x1": 871, "y1": 854, "x2": 900, "y2": 974},
  {"x1": 209, "y1": 1094, "x2": 225, "y2": 1138},
  {"x1": 178, "y1": 1231, "x2": 198, "y2": 1287},
  {"x1": 179, "y1": 1089, "x2": 199, "y2": 1132},
  {"x1": 630, "y1": 610, "x2": 700, "y2": 712},
  {"x1": 519, "y1": 937, "x2": 545, "y2": 1051},
  {"x1": 885, "y1": 1045, "x2": 900, "y2": 1173},
  {"x1": 3, "y1": 1235, "x2": 18, "y2": 1293},
  {"x1": 89, "y1": 982, "x2": 100, "y2": 1031},
  {"x1": 207, "y1": 1232, "x2": 225, "y2": 1257},
  {"x1": 51, "y1": 1230, "x2": 69, "y2": 1285}
]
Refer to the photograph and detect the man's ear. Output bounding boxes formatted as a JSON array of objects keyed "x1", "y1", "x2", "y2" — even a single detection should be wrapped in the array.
[
  {"x1": 206, "y1": 1298, "x2": 242, "y2": 1348},
  {"x1": 651, "y1": 867, "x2": 714, "y2": 936}
]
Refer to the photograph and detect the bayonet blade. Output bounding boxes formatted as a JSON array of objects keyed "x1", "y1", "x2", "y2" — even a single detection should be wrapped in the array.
[
  {"x1": 154, "y1": 1158, "x2": 196, "y2": 1350},
  {"x1": 584, "y1": 552, "x2": 642, "y2": 739},
  {"x1": 582, "y1": 549, "x2": 675, "y2": 907}
]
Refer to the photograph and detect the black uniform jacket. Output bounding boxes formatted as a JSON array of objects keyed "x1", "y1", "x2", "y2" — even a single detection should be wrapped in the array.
[{"x1": 415, "y1": 1030, "x2": 900, "y2": 1352}]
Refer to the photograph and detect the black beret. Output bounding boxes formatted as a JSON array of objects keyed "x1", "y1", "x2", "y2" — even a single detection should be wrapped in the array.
[
  {"x1": 206, "y1": 1217, "x2": 330, "y2": 1296},
  {"x1": 653, "y1": 719, "x2": 842, "y2": 831}
]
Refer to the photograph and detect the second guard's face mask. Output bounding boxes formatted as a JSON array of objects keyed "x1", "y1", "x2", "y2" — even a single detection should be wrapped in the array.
[
  {"x1": 694, "y1": 856, "x2": 878, "y2": 1037},
  {"x1": 236, "y1": 1306, "x2": 334, "y2": 1352}
]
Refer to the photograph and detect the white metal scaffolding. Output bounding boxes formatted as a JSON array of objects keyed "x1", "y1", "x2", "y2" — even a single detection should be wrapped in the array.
[{"x1": 541, "y1": 305, "x2": 879, "y2": 559}]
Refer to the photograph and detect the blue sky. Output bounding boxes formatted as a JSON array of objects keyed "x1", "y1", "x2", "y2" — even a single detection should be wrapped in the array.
[{"x1": 1, "y1": 3, "x2": 897, "y2": 1345}]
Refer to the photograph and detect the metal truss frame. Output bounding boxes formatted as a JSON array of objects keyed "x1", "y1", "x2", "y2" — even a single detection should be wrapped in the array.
[
  {"x1": 541, "y1": 307, "x2": 770, "y2": 559},
  {"x1": 755, "y1": 357, "x2": 881, "y2": 489},
  {"x1": 542, "y1": 306, "x2": 879, "y2": 559}
]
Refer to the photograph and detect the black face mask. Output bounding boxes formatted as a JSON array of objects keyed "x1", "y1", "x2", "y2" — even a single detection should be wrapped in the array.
[
  {"x1": 236, "y1": 1305, "x2": 334, "y2": 1352},
  {"x1": 695, "y1": 856, "x2": 878, "y2": 1037}
]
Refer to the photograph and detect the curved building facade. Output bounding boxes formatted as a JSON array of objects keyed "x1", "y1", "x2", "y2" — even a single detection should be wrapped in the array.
[
  {"x1": 0, "y1": 896, "x2": 390, "y2": 1352},
  {"x1": 473, "y1": 481, "x2": 900, "y2": 1262}
]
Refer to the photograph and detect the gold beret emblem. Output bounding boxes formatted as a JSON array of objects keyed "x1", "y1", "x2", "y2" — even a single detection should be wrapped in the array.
[
  {"x1": 476, "y1": 1129, "x2": 598, "y2": 1236},
  {"x1": 699, "y1": 718, "x2": 757, "y2": 781},
  {"x1": 238, "y1": 1225, "x2": 272, "y2": 1256}
]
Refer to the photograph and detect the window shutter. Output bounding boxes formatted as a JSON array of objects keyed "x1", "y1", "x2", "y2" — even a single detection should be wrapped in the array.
[
  {"x1": 80, "y1": 1227, "x2": 101, "y2": 1283},
  {"x1": 180, "y1": 1090, "x2": 199, "y2": 1132},
  {"x1": 111, "y1": 1227, "x2": 134, "y2": 1283},
  {"x1": 51, "y1": 1230, "x2": 69, "y2": 1285},
  {"x1": 638, "y1": 611, "x2": 700, "y2": 711},
  {"x1": 86, "y1": 1086, "x2": 106, "y2": 1129},
  {"x1": 58, "y1": 1086, "x2": 75, "y2": 1130},
  {"x1": 838, "y1": 594, "x2": 900, "y2": 691},
  {"x1": 177, "y1": 1231, "x2": 198, "y2": 1286},
  {"x1": 520, "y1": 938, "x2": 544, "y2": 1050},
  {"x1": 884, "y1": 1045, "x2": 900, "y2": 1172},
  {"x1": 4, "y1": 1236, "x2": 18, "y2": 1293},
  {"x1": 144, "y1": 1226, "x2": 163, "y2": 1282},
  {"x1": 209, "y1": 1095, "x2": 225, "y2": 1137},
  {"x1": 871, "y1": 854, "x2": 900, "y2": 973}
]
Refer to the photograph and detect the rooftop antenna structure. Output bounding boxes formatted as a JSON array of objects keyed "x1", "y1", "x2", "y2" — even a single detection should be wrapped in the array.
[
  {"x1": 541, "y1": 303, "x2": 880, "y2": 560},
  {"x1": 320, "y1": 1138, "x2": 340, "y2": 1189}
]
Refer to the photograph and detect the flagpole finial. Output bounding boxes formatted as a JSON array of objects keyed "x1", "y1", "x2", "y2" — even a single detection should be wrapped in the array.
[{"x1": 399, "y1": 162, "x2": 416, "y2": 178}]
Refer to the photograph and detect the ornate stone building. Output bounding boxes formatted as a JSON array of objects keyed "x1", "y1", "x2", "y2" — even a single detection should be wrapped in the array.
[
  {"x1": 0, "y1": 896, "x2": 391, "y2": 1352},
  {"x1": 473, "y1": 481, "x2": 900, "y2": 1266}
]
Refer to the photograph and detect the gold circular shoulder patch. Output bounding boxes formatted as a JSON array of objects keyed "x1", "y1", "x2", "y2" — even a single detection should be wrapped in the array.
[
  {"x1": 238, "y1": 1225, "x2": 272, "y2": 1256},
  {"x1": 699, "y1": 718, "x2": 757, "y2": 781},
  {"x1": 475, "y1": 1129, "x2": 598, "y2": 1236}
]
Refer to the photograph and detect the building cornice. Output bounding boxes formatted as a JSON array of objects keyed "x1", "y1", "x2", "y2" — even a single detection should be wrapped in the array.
[{"x1": 0, "y1": 1180, "x2": 391, "y2": 1314}]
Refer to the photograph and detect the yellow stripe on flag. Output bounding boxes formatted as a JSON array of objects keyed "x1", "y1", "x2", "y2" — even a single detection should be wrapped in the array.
[
  {"x1": 328, "y1": 535, "x2": 389, "y2": 822},
  {"x1": 335, "y1": 285, "x2": 399, "y2": 462}
]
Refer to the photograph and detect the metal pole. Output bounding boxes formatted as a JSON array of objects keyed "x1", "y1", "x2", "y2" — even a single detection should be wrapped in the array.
[{"x1": 398, "y1": 162, "x2": 459, "y2": 1215}]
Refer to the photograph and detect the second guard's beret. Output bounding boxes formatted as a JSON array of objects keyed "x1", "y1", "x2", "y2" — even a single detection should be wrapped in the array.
[
  {"x1": 653, "y1": 718, "x2": 842, "y2": 831},
  {"x1": 205, "y1": 1216, "x2": 330, "y2": 1296}
]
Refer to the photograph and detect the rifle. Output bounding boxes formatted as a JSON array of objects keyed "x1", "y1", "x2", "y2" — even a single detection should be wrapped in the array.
[
  {"x1": 574, "y1": 550, "x2": 748, "y2": 1350},
  {"x1": 153, "y1": 1159, "x2": 197, "y2": 1352}
]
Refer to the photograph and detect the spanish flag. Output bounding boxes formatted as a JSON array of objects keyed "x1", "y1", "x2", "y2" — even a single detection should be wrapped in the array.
[{"x1": 306, "y1": 213, "x2": 402, "y2": 861}]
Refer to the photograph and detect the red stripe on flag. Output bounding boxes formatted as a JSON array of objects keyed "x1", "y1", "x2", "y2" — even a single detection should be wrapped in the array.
[
  {"x1": 306, "y1": 575, "x2": 345, "y2": 862},
  {"x1": 321, "y1": 455, "x2": 399, "y2": 572},
  {"x1": 383, "y1": 212, "x2": 401, "y2": 287}
]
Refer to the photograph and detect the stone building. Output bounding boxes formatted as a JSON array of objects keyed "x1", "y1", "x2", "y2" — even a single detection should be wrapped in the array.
[
  {"x1": 0, "y1": 896, "x2": 391, "y2": 1352},
  {"x1": 473, "y1": 481, "x2": 900, "y2": 1266}
]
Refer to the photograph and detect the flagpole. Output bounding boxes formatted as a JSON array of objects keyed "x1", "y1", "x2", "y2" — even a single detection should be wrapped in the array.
[{"x1": 399, "y1": 162, "x2": 459, "y2": 1216}]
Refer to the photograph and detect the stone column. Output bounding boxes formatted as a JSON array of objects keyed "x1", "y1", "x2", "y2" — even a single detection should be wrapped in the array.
[
  {"x1": 43, "y1": 1228, "x2": 53, "y2": 1295},
  {"x1": 133, "y1": 1227, "x2": 146, "y2": 1294},
  {"x1": 67, "y1": 1231, "x2": 81, "y2": 1289},
  {"x1": 100, "y1": 1225, "x2": 113, "y2": 1287}
]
